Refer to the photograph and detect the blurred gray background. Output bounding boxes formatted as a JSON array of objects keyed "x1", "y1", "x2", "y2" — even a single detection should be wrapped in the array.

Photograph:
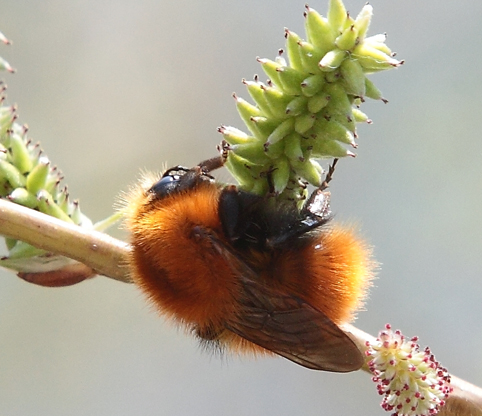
[{"x1": 0, "y1": 1, "x2": 481, "y2": 415}]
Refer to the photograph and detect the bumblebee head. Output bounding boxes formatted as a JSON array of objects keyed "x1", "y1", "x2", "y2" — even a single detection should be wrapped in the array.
[{"x1": 148, "y1": 165, "x2": 215, "y2": 200}]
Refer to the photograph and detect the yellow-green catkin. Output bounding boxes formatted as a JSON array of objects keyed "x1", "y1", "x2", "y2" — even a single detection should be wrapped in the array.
[
  {"x1": 0, "y1": 103, "x2": 95, "y2": 227},
  {"x1": 0, "y1": 38, "x2": 114, "y2": 267},
  {"x1": 0, "y1": 90, "x2": 98, "y2": 263},
  {"x1": 219, "y1": 0, "x2": 403, "y2": 203}
]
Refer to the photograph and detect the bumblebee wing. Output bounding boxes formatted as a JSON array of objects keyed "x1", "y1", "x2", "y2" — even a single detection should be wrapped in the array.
[
  {"x1": 226, "y1": 277, "x2": 363, "y2": 372},
  {"x1": 214, "y1": 242, "x2": 363, "y2": 372}
]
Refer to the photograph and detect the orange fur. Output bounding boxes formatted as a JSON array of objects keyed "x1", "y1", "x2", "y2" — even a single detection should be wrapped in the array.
[
  {"x1": 127, "y1": 180, "x2": 239, "y2": 329},
  {"x1": 279, "y1": 225, "x2": 373, "y2": 324}
]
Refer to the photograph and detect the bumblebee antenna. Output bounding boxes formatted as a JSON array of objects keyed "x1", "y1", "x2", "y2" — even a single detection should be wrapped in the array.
[{"x1": 319, "y1": 158, "x2": 338, "y2": 192}]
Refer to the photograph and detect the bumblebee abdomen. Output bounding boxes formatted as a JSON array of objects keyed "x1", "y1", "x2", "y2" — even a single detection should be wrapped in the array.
[{"x1": 295, "y1": 225, "x2": 373, "y2": 324}]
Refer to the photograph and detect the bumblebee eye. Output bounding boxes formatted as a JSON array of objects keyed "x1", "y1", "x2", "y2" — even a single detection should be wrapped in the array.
[{"x1": 149, "y1": 174, "x2": 182, "y2": 198}]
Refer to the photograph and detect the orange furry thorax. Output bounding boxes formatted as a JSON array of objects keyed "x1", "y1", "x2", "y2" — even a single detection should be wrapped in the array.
[{"x1": 128, "y1": 182, "x2": 239, "y2": 328}]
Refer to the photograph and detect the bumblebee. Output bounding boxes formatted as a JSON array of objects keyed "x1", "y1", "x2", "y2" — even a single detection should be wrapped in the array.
[{"x1": 126, "y1": 157, "x2": 373, "y2": 371}]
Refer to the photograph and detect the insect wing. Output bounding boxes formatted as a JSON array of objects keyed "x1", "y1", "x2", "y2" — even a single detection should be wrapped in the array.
[
  {"x1": 213, "y1": 239, "x2": 364, "y2": 372},
  {"x1": 226, "y1": 277, "x2": 363, "y2": 372}
]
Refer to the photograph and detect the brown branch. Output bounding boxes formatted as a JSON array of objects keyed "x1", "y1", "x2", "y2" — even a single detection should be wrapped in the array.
[{"x1": 0, "y1": 198, "x2": 131, "y2": 283}]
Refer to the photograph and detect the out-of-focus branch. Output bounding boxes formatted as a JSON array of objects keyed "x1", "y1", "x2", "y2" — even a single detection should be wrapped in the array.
[{"x1": 0, "y1": 198, "x2": 131, "y2": 283}]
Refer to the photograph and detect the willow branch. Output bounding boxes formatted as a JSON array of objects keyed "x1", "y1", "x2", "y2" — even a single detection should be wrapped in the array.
[{"x1": 0, "y1": 198, "x2": 131, "y2": 283}]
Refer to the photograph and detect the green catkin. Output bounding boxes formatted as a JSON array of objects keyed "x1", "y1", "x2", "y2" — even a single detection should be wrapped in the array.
[{"x1": 219, "y1": 0, "x2": 402, "y2": 202}]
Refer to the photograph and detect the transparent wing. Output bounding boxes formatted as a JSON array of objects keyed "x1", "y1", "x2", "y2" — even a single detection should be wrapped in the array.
[{"x1": 213, "y1": 239, "x2": 363, "y2": 372}]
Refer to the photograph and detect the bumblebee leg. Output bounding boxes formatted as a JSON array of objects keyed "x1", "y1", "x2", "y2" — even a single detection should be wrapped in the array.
[
  {"x1": 300, "y1": 158, "x2": 338, "y2": 221},
  {"x1": 197, "y1": 155, "x2": 226, "y2": 175},
  {"x1": 195, "y1": 323, "x2": 224, "y2": 341},
  {"x1": 218, "y1": 186, "x2": 243, "y2": 242},
  {"x1": 319, "y1": 158, "x2": 338, "y2": 192}
]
